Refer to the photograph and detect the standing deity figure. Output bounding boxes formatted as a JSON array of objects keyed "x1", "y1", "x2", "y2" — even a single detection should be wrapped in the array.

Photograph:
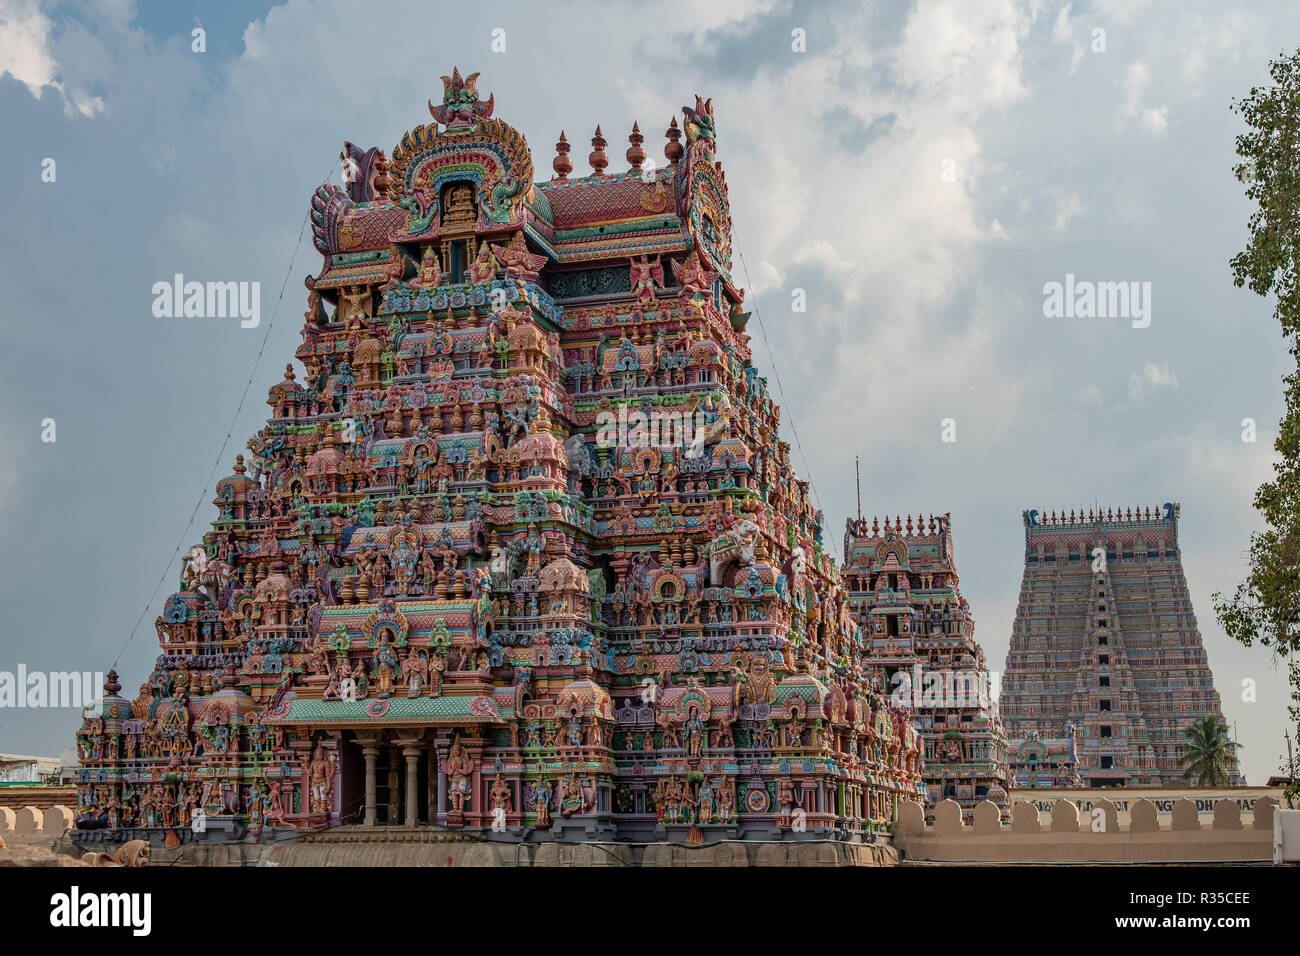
[
  {"x1": 532, "y1": 777, "x2": 552, "y2": 827},
  {"x1": 390, "y1": 530, "x2": 420, "y2": 595},
  {"x1": 524, "y1": 523, "x2": 545, "y2": 574},
  {"x1": 443, "y1": 738, "x2": 474, "y2": 814},
  {"x1": 309, "y1": 745, "x2": 335, "y2": 815},
  {"x1": 697, "y1": 777, "x2": 716, "y2": 824},
  {"x1": 419, "y1": 551, "x2": 437, "y2": 594},
  {"x1": 372, "y1": 632, "x2": 400, "y2": 698},
  {"x1": 490, "y1": 773, "x2": 513, "y2": 816},
  {"x1": 629, "y1": 254, "x2": 664, "y2": 306},
  {"x1": 683, "y1": 705, "x2": 706, "y2": 758},
  {"x1": 778, "y1": 778, "x2": 795, "y2": 822},
  {"x1": 402, "y1": 649, "x2": 429, "y2": 697},
  {"x1": 717, "y1": 779, "x2": 735, "y2": 824}
]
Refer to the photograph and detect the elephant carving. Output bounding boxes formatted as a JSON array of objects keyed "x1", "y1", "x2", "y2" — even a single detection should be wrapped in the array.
[{"x1": 709, "y1": 519, "x2": 759, "y2": 586}]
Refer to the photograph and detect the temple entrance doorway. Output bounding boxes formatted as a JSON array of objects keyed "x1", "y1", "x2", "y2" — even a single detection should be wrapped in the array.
[{"x1": 340, "y1": 731, "x2": 434, "y2": 827}]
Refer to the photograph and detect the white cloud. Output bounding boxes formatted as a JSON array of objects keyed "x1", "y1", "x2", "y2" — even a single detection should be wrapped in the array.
[
  {"x1": 1052, "y1": 192, "x2": 1083, "y2": 231},
  {"x1": 1077, "y1": 384, "x2": 1103, "y2": 405},
  {"x1": 1052, "y1": 2, "x2": 1075, "y2": 43},
  {"x1": 0, "y1": 0, "x2": 104, "y2": 116},
  {"x1": 0, "y1": 0, "x2": 56, "y2": 95},
  {"x1": 1141, "y1": 104, "x2": 1169, "y2": 135},
  {"x1": 1119, "y1": 60, "x2": 1168, "y2": 135},
  {"x1": 1128, "y1": 361, "x2": 1179, "y2": 401},
  {"x1": 1051, "y1": 1, "x2": 1086, "y2": 72}
]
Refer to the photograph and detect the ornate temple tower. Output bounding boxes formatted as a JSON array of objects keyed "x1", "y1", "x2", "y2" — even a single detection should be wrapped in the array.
[
  {"x1": 842, "y1": 513, "x2": 1010, "y2": 820},
  {"x1": 73, "y1": 71, "x2": 924, "y2": 844},
  {"x1": 1001, "y1": 505, "x2": 1240, "y2": 787}
]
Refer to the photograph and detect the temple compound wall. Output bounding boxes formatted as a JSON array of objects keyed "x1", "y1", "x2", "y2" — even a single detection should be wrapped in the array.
[{"x1": 892, "y1": 796, "x2": 1278, "y2": 863}]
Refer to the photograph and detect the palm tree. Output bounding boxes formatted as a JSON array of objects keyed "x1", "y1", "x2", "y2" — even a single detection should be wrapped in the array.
[{"x1": 1178, "y1": 717, "x2": 1240, "y2": 787}]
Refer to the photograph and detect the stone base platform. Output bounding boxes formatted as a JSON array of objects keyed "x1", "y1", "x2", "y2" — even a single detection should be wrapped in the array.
[{"x1": 144, "y1": 829, "x2": 900, "y2": 867}]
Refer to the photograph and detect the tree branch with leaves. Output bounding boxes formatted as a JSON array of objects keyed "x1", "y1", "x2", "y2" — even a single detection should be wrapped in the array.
[{"x1": 1214, "y1": 49, "x2": 1300, "y2": 799}]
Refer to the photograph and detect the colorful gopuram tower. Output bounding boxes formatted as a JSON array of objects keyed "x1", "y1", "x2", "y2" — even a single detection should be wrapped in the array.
[
  {"x1": 842, "y1": 513, "x2": 1010, "y2": 820},
  {"x1": 1000, "y1": 504, "x2": 1240, "y2": 788},
  {"x1": 73, "y1": 70, "x2": 924, "y2": 845}
]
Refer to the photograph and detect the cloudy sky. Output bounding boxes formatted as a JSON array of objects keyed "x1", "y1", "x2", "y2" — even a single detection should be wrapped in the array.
[{"x1": 1, "y1": 0, "x2": 1296, "y2": 784}]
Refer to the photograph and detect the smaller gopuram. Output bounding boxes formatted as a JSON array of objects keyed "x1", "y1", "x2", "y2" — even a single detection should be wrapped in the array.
[
  {"x1": 1006, "y1": 727, "x2": 1082, "y2": 789},
  {"x1": 842, "y1": 513, "x2": 1010, "y2": 820}
]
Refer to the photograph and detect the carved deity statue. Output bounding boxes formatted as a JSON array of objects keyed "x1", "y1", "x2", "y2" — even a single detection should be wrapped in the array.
[
  {"x1": 443, "y1": 738, "x2": 474, "y2": 814},
  {"x1": 629, "y1": 254, "x2": 664, "y2": 306},
  {"x1": 467, "y1": 241, "x2": 497, "y2": 284},
  {"x1": 309, "y1": 745, "x2": 335, "y2": 815},
  {"x1": 410, "y1": 246, "x2": 443, "y2": 288}
]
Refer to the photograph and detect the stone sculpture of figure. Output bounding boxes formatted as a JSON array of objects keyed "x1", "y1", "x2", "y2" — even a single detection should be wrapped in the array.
[
  {"x1": 395, "y1": 537, "x2": 421, "y2": 596},
  {"x1": 778, "y1": 778, "x2": 795, "y2": 820},
  {"x1": 708, "y1": 518, "x2": 760, "y2": 586},
  {"x1": 81, "y1": 840, "x2": 151, "y2": 868},
  {"x1": 372, "y1": 632, "x2": 399, "y2": 698},
  {"x1": 428, "y1": 651, "x2": 446, "y2": 695},
  {"x1": 339, "y1": 284, "x2": 371, "y2": 327},
  {"x1": 419, "y1": 551, "x2": 437, "y2": 594},
  {"x1": 267, "y1": 779, "x2": 287, "y2": 826},
  {"x1": 490, "y1": 773, "x2": 512, "y2": 815},
  {"x1": 629, "y1": 254, "x2": 664, "y2": 306},
  {"x1": 443, "y1": 738, "x2": 474, "y2": 814},
  {"x1": 493, "y1": 231, "x2": 546, "y2": 281},
  {"x1": 560, "y1": 775, "x2": 585, "y2": 817},
  {"x1": 524, "y1": 523, "x2": 545, "y2": 574},
  {"x1": 671, "y1": 250, "x2": 714, "y2": 295},
  {"x1": 402, "y1": 648, "x2": 429, "y2": 697},
  {"x1": 683, "y1": 704, "x2": 706, "y2": 758},
  {"x1": 696, "y1": 777, "x2": 716, "y2": 824},
  {"x1": 322, "y1": 659, "x2": 344, "y2": 700},
  {"x1": 432, "y1": 529, "x2": 458, "y2": 575},
  {"x1": 309, "y1": 745, "x2": 335, "y2": 815},
  {"x1": 467, "y1": 241, "x2": 497, "y2": 284},
  {"x1": 410, "y1": 245, "x2": 443, "y2": 288},
  {"x1": 717, "y1": 778, "x2": 735, "y2": 824},
  {"x1": 532, "y1": 778, "x2": 552, "y2": 827},
  {"x1": 182, "y1": 545, "x2": 233, "y2": 605}
]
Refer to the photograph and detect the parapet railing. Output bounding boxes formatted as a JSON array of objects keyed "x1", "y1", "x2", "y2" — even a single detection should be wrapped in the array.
[{"x1": 893, "y1": 796, "x2": 1278, "y2": 863}]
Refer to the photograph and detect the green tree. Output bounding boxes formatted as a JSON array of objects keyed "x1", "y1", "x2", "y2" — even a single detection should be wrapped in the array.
[
  {"x1": 1178, "y1": 717, "x2": 1240, "y2": 787},
  {"x1": 1214, "y1": 49, "x2": 1300, "y2": 773}
]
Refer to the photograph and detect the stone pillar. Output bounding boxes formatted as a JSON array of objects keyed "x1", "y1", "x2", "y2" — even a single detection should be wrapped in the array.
[
  {"x1": 387, "y1": 747, "x2": 401, "y2": 825},
  {"x1": 362, "y1": 746, "x2": 380, "y2": 827},
  {"x1": 435, "y1": 741, "x2": 447, "y2": 818},
  {"x1": 403, "y1": 745, "x2": 421, "y2": 828}
]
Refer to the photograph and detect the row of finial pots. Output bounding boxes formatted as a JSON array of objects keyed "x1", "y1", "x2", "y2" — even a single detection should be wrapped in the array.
[{"x1": 553, "y1": 118, "x2": 685, "y2": 179}]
